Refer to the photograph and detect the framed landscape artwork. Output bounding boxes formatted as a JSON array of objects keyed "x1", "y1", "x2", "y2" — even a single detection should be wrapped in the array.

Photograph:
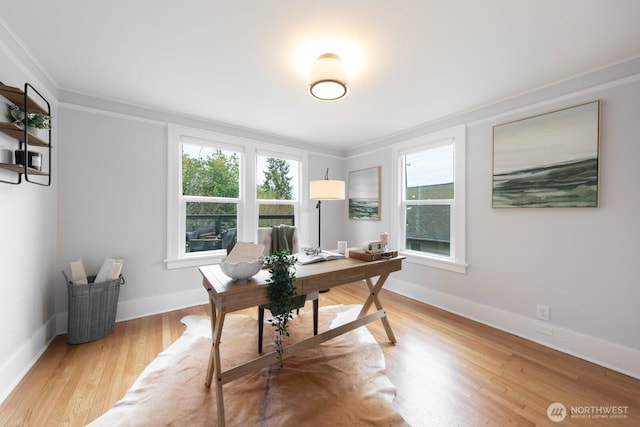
[
  {"x1": 348, "y1": 166, "x2": 380, "y2": 220},
  {"x1": 492, "y1": 101, "x2": 600, "y2": 208}
]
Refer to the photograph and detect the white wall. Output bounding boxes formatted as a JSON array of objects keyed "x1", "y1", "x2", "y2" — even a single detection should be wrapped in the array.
[
  {"x1": 54, "y1": 106, "x2": 348, "y2": 330},
  {"x1": 307, "y1": 153, "x2": 347, "y2": 249},
  {"x1": 55, "y1": 107, "x2": 210, "y2": 325},
  {"x1": 0, "y1": 33, "x2": 58, "y2": 401},
  {"x1": 345, "y1": 151, "x2": 395, "y2": 249},
  {"x1": 2, "y1": 18, "x2": 639, "y2": 404},
  {"x1": 346, "y1": 75, "x2": 640, "y2": 378}
]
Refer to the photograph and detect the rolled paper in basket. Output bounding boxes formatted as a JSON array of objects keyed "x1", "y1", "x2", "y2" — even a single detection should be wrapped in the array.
[{"x1": 70, "y1": 259, "x2": 88, "y2": 284}]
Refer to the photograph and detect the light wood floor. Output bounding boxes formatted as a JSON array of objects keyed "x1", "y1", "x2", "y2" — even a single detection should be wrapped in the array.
[{"x1": 1, "y1": 282, "x2": 639, "y2": 426}]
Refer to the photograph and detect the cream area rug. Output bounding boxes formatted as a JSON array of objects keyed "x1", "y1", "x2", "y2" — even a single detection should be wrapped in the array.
[{"x1": 88, "y1": 304, "x2": 409, "y2": 426}]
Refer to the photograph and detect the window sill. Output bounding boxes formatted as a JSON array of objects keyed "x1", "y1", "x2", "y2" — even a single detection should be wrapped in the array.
[
  {"x1": 165, "y1": 252, "x2": 226, "y2": 270},
  {"x1": 401, "y1": 251, "x2": 467, "y2": 274}
]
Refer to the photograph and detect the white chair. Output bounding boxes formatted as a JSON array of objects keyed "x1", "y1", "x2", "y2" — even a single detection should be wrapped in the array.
[{"x1": 257, "y1": 226, "x2": 319, "y2": 353}]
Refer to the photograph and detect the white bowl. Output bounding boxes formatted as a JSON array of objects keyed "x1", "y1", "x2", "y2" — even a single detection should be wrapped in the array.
[{"x1": 219, "y1": 257, "x2": 263, "y2": 283}]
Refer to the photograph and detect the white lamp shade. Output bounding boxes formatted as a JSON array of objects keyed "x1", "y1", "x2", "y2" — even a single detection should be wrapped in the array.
[
  {"x1": 308, "y1": 53, "x2": 349, "y2": 101},
  {"x1": 310, "y1": 179, "x2": 345, "y2": 200}
]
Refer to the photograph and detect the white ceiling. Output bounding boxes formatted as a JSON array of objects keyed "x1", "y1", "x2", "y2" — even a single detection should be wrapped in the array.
[{"x1": 2, "y1": 1, "x2": 640, "y2": 151}]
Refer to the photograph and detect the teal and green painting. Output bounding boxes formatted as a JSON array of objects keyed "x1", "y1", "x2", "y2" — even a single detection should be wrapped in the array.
[
  {"x1": 349, "y1": 198, "x2": 379, "y2": 219},
  {"x1": 492, "y1": 101, "x2": 599, "y2": 208},
  {"x1": 349, "y1": 167, "x2": 380, "y2": 219}
]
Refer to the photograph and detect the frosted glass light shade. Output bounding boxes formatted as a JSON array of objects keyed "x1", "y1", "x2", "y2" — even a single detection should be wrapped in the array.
[
  {"x1": 309, "y1": 179, "x2": 345, "y2": 200},
  {"x1": 308, "y1": 53, "x2": 349, "y2": 101}
]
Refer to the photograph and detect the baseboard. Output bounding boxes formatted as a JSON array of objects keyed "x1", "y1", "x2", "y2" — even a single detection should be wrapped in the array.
[
  {"x1": 56, "y1": 287, "x2": 208, "y2": 333},
  {"x1": 116, "y1": 287, "x2": 208, "y2": 322},
  {"x1": 6, "y1": 279, "x2": 637, "y2": 408},
  {"x1": 385, "y1": 277, "x2": 640, "y2": 380},
  {"x1": 0, "y1": 316, "x2": 56, "y2": 405},
  {"x1": 1, "y1": 289, "x2": 207, "y2": 404}
]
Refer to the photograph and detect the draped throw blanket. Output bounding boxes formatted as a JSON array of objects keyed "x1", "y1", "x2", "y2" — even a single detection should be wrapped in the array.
[{"x1": 270, "y1": 224, "x2": 296, "y2": 255}]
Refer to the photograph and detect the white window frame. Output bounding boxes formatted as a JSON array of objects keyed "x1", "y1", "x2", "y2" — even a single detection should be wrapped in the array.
[
  {"x1": 255, "y1": 150, "x2": 302, "y2": 230},
  {"x1": 392, "y1": 125, "x2": 467, "y2": 274},
  {"x1": 166, "y1": 124, "x2": 308, "y2": 269}
]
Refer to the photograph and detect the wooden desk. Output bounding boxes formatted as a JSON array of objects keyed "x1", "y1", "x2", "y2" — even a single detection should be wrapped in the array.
[{"x1": 199, "y1": 255, "x2": 404, "y2": 426}]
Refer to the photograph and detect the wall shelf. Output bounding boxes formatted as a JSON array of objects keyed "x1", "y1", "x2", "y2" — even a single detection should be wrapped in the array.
[
  {"x1": 0, "y1": 84, "x2": 48, "y2": 115},
  {"x1": 0, "y1": 162, "x2": 48, "y2": 175},
  {"x1": 0, "y1": 122, "x2": 49, "y2": 146},
  {"x1": 0, "y1": 82, "x2": 51, "y2": 186}
]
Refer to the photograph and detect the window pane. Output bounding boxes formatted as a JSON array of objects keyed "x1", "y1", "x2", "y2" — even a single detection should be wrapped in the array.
[
  {"x1": 182, "y1": 143, "x2": 240, "y2": 197},
  {"x1": 258, "y1": 204, "x2": 295, "y2": 227},
  {"x1": 185, "y1": 202, "x2": 237, "y2": 253},
  {"x1": 256, "y1": 155, "x2": 298, "y2": 200},
  {"x1": 405, "y1": 205, "x2": 450, "y2": 256},
  {"x1": 404, "y1": 145, "x2": 454, "y2": 200}
]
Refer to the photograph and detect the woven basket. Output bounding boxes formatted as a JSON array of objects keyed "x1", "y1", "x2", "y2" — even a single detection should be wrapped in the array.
[{"x1": 62, "y1": 271, "x2": 125, "y2": 344}]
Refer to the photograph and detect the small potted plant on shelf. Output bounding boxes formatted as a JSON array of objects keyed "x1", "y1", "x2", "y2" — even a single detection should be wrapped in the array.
[
  {"x1": 264, "y1": 250, "x2": 305, "y2": 367},
  {"x1": 6, "y1": 103, "x2": 52, "y2": 131}
]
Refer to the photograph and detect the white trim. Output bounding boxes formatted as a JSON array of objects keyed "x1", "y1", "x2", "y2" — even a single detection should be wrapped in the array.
[
  {"x1": 256, "y1": 148, "x2": 303, "y2": 163},
  {"x1": 116, "y1": 288, "x2": 208, "y2": 321},
  {"x1": 402, "y1": 251, "x2": 468, "y2": 274},
  {"x1": 343, "y1": 142, "x2": 393, "y2": 160},
  {"x1": 386, "y1": 277, "x2": 640, "y2": 380},
  {"x1": 256, "y1": 199, "x2": 298, "y2": 205},
  {"x1": 0, "y1": 316, "x2": 56, "y2": 405},
  {"x1": 60, "y1": 102, "x2": 166, "y2": 126},
  {"x1": 166, "y1": 124, "x2": 182, "y2": 267},
  {"x1": 346, "y1": 57, "x2": 640, "y2": 159},
  {"x1": 54, "y1": 288, "x2": 209, "y2": 336},
  {"x1": 45, "y1": 276, "x2": 639, "y2": 385},
  {"x1": 465, "y1": 75, "x2": 640, "y2": 127},
  {"x1": 0, "y1": 19, "x2": 58, "y2": 97},
  {"x1": 166, "y1": 124, "x2": 309, "y2": 269},
  {"x1": 165, "y1": 252, "x2": 226, "y2": 270},
  {"x1": 397, "y1": 136, "x2": 454, "y2": 156},
  {"x1": 391, "y1": 125, "x2": 466, "y2": 273}
]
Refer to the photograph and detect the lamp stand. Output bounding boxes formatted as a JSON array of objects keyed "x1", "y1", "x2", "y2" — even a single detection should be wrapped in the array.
[
  {"x1": 316, "y1": 199, "x2": 322, "y2": 250},
  {"x1": 316, "y1": 198, "x2": 330, "y2": 293}
]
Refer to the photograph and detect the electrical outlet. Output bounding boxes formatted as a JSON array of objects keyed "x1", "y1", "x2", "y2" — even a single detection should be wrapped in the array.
[{"x1": 536, "y1": 304, "x2": 550, "y2": 321}]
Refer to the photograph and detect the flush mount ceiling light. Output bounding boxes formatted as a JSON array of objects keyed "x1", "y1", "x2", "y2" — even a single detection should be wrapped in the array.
[{"x1": 308, "y1": 53, "x2": 349, "y2": 101}]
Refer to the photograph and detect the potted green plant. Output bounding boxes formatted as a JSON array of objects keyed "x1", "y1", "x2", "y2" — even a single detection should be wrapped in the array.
[
  {"x1": 264, "y1": 250, "x2": 305, "y2": 367},
  {"x1": 6, "y1": 103, "x2": 52, "y2": 130}
]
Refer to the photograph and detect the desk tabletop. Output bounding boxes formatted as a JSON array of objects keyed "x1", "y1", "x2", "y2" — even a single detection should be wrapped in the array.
[{"x1": 199, "y1": 255, "x2": 404, "y2": 313}]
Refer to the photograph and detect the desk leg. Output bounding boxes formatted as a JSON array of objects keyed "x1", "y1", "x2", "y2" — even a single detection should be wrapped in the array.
[
  {"x1": 205, "y1": 301, "x2": 227, "y2": 426},
  {"x1": 358, "y1": 273, "x2": 397, "y2": 343},
  {"x1": 205, "y1": 302, "x2": 216, "y2": 386},
  {"x1": 215, "y1": 312, "x2": 226, "y2": 426}
]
